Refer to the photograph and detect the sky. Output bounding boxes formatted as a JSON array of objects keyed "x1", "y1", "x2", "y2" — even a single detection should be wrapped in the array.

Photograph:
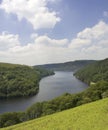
[{"x1": 0, "y1": 0, "x2": 108, "y2": 65}]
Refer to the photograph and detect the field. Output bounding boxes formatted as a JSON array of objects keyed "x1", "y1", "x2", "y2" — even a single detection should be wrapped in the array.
[{"x1": 1, "y1": 98, "x2": 108, "y2": 130}]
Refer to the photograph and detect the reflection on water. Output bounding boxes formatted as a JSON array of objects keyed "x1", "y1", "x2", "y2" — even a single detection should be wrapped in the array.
[{"x1": 0, "y1": 71, "x2": 88, "y2": 114}]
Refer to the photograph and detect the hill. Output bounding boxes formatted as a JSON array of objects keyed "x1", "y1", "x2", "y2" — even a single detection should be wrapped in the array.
[
  {"x1": 2, "y1": 98, "x2": 108, "y2": 130},
  {"x1": 0, "y1": 62, "x2": 54, "y2": 98},
  {"x1": 36, "y1": 60, "x2": 95, "y2": 71},
  {"x1": 74, "y1": 58, "x2": 108, "y2": 84}
]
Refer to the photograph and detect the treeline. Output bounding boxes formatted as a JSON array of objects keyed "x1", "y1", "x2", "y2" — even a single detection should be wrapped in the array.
[
  {"x1": 36, "y1": 60, "x2": 95, "y2": 71},
  {"x1": 0, "y1": 63, "x2": 54, "y2": 99},
  {"x1": 74, "y1": 58, "x2": 108, "y2": 84},
  {"x1": 0, "y1": 80, "x2": 108, "y2": 128}
]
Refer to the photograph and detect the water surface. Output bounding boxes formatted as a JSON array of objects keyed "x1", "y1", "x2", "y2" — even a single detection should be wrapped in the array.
[{"x1": 0, "y1": 71, "x2": 88, "y2": 114}]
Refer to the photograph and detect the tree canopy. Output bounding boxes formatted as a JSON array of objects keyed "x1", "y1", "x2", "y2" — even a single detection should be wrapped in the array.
[
  {"x1": 0, "y1": 63, "x2": 54, "y2": 98},
  {"x1": 74, "y1": 58, "x2": 108, "y2": 84}
]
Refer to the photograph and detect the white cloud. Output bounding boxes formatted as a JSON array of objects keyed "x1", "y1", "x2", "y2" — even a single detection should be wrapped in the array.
[
  {"x1": 0, "y1": 0, "x2": 60, "y2": 30},
  {"x1": 77, "y1": 21, "x2": 108, "y2": 39},
  {"x1": 0, "y1": 21, "x2": 108, "y2": 65},
  {"x1": 0, "y1": 32, "x2": 20, "y2": 51},
  {"x1": 34, "y1": 35, "x2": 68, "y2": 47},
  {"x1": 69, "y1": 21, "x2": 108, "y2": 50},
  {"x1": 70, "y1": 38, "x2": 91, "y2": 49},
  {"x1": 0, "y1": 32, "x2": 69, "y2": 65}
]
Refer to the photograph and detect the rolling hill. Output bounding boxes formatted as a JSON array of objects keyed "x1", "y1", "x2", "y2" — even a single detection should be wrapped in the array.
[
  {"x1": 74, "y1": 58, "x2": 108, "y2": 84},
  {"x1": 36, "y1": 60, "x2": 95, "y2": 71},
  {"x1": 2, "y1": 98, "x2": 108, "y2": 130}
]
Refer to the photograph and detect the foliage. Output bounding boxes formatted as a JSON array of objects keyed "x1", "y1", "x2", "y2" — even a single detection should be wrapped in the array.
[
  {"x1": 0, "y1": 112, "x2": 25, "y2": 128},
  {"x1": 2, "y1": 98, "x2": 108, "y2": 130},
  {"x1": 74, "y1": 58, "x2": 108, "y2": 84},
  {"x1": 0, "y1": 80, "x2": 108, "y2": 128},
  {"x1": 0, "y1": 63, "x2": 54, "y2": 98},
  {"x1": 36, "y1": 60, "x2": 95, "y2": 71}
]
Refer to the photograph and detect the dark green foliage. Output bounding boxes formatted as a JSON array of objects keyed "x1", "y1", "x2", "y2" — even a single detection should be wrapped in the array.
[
  {"x1": 1, "y1": 80, "x2": 107, "y2": 128},
  {"x1": 74, "y1": 58, "x2": 108, "y2": 84},
  {"x1": 0, "y1": 63, "x2": 54, "y2": 98},
  {"x1": 26, "y1": 102, "x2": 43, "y2": 119},
  {"x1": 34, "y1": 66, "x2": 54, "y2": 78},
  {"x1": 0, "y1": 112, "x2": 25, "y2": 127}
]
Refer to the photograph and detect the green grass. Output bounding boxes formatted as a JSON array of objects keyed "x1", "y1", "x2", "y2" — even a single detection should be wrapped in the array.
[{"x1": 2, "y1": 98, "x2": 108, "y2": 130}]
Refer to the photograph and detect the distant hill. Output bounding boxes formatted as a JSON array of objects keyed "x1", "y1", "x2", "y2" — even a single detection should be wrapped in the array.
[
  {"x1": 0, "y1": 62, "x2": 53, "y2": 98},
  {"x1": 36, "y1": 60, "x2": 96, "y2": 71},
  {"x1": 74, "y1": 58, "x2": 108, "y2": 84},
  {"x1": 2, "y1": 98, "x2": 108, "y2": 130}
]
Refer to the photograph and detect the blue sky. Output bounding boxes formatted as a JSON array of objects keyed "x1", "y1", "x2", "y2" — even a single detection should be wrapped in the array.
[{"x1": 0, "y1": 0, "x2": 108, "y2": 65}]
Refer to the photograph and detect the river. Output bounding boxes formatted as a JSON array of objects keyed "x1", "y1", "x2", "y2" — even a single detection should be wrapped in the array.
[{"x1": 0, "y1": 71, "x2": 88, "y2": 114}]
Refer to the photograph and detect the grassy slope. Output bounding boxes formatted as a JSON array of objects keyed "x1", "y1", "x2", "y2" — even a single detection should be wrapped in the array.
[{"x1": 2, "y1": 98, "x2": 108, "y2": 130}]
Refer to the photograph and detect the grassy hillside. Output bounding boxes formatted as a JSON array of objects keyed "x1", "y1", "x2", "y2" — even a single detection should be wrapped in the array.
[
  {"x1": 74, "y1": 58, "x2": 108, "y2": 84},
  {"x1": 36, "y1": 60, "x2": 95, "y2": 71},
  {"x1": 2, "y1": 98, "x2": 108, "y2": 130},
  {"x1": 0, "y1": 62, "x2": 54, "y2": 98}
]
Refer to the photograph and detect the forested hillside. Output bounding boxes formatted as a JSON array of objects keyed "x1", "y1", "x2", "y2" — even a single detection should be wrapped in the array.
[
  {"x1": 36, "y1": 60, "x2": 95, "y2": 71},
  {"x1": 74, "y1": 58, "x2": 108, "y2": 84},
  {"x1": 0, "y1": 63, "x2": 54, "y2": 98}
]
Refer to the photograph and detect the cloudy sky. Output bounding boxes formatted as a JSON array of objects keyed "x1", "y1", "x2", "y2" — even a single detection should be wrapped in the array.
[{"x1": 0, "y1": 0, "x2": 108, "y2": 65}]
